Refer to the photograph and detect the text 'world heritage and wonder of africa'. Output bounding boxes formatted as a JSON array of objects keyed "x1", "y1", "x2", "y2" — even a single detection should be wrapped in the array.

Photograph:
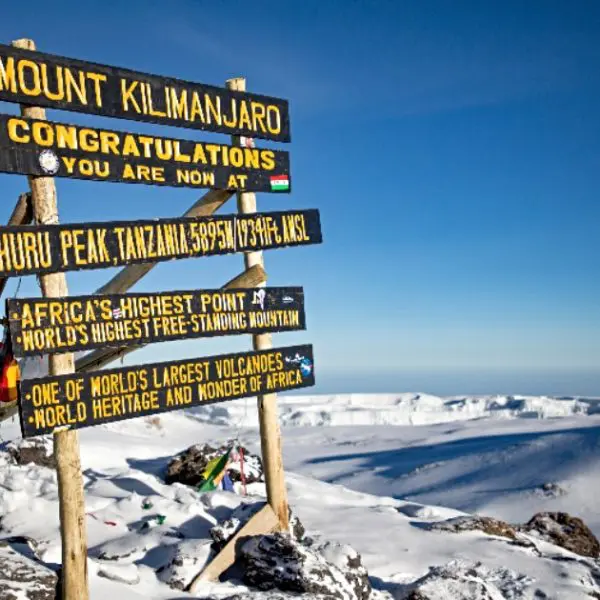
[{"x1": 18, "y1": 344, "x2": 315, "y2": 437}]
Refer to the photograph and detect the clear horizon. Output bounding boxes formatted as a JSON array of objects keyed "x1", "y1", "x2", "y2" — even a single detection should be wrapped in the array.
[{"x1": 296, "y1": 367, "x2": 600, "y2": 397}]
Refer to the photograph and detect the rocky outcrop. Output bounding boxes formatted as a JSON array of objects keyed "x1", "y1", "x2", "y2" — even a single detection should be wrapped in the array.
[
  {"x1": 0, "y1": 542, "x2": 58, "y2": 600},
  {"x1": 165, "y1": 443, "x2": 263, "y2": 487},
  {"x1": 6, "y1": 437, "x2": 55, "y2": 469},
  {"x1": 427, "y1": 516, "x2": 516, "y2": 540},
  {"x1": 426, "y1": 511, "x2": 600, "y2": 559},
  {"x1": 400, "y1": 560, "x2": 533, "y2": 600},
  {"x1": 520, "y1": 512, "x2": 600, "y2": 558},
  {"x1": 240, "y1": 532, "x2": 371, "y2": 600}
]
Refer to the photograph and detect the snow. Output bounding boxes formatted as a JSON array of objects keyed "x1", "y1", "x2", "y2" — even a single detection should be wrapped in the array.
[
  {"x1": 0, "y1": 391, "x2": 599, "y2": 598},
  {"x1": 189, "y1": 392, "x2": 598, "y2": 427}
]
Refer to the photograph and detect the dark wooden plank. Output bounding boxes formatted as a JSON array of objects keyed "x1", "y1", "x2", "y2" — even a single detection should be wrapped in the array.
[
  {"x1": 0, "y1": 209, "x2": 322, "y2": 278},
  {"x1": 18, "y1": 344, "x2": 315, "y2": 438},
  {"x1": 8, "y1": 287, "x2": 306, "y2": 357},
  {"x1": 0, "y1": 114, "x2": 290, "y2": 192},
  {"x1": 0, "y1": 43, "x2": 290, "y2": 142},
  {"x1": 0, "y1": 192, "x2": 32, "y2": 297}
]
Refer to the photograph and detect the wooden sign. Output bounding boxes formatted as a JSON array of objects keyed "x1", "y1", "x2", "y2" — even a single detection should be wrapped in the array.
[
  {"x1": 18, "y1": 344, "x2": 315, "y2": 437},
  {"x1": 8, "y1": 287, "x2": 306, "y2": 357},
  {"x1": 0, "y1": 43, "x2": 290, "y2": 142},
  {"x1": 0, "y1": 114, "x2": 290, "y2": 192},
  {"x1": 0, "y1": 209, "x2": 321, "y2": 278}
]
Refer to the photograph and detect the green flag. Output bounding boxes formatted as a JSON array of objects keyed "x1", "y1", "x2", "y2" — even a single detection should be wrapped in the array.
[{"x1": 198, "y1": 448, "x2": 231, "y2": 492}]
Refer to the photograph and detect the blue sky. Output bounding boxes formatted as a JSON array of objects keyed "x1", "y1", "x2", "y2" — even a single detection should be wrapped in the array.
[{"x1": 0, "y1": 1, "x2": 599, "y2": 394}]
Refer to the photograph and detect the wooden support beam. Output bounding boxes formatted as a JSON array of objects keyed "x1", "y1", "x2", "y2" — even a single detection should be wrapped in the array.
[
  {"x1": 227, "y1": 77, "x2": 290, "y2": 532},
  {"x1": 0, "y1": 193, "x2": 32, "y2": 297},
  {"x1": 95, "y1": 188, "x2": 234, "y2": 295},
  {"x1": 75, "y1": 264, "x2": 267, "y2": 373},
  {"x1": 7, "y1": 192, "x2": 32, "y2": 226},
  {"x1": 187, "y1": 503, "x2": 278, "y2": 591},
  {"x1": 13, "y1": 38, "x2": 89, "y2": 600}
]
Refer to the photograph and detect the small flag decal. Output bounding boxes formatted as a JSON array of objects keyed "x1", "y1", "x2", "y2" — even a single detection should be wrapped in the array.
[{"x1": 270, "y1": 175, "x2": 290, "y2": 191}]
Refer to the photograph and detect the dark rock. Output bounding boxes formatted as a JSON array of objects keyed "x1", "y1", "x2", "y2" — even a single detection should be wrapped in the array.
[
  {"x1": 405, "y1": 592, "x2": 432, "y2": 600},
  {"x1": 240, "y1": 532, "x2": 371, "y2": 600},
  {"x1": 520, "y1": 512, "x2": 600, "y2": 558},
  {"x1": 426, "y1": 516, "x2": 517, "y2": 540},
  {"x1": 165, "y1": 443, "x2": 263, "y2": 488},
  {"x1": 6, "y1": 437, "x2": 55, "y2": 469},
  {"x1": 0, "y1": 542, "x2": 58, "y2": 600}
]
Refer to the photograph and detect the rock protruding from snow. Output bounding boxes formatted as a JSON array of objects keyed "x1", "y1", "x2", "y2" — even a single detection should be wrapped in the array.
[
  {"x1": 520, "y1": 512, "x2": 600, "y2": 558},
  {"x1": 5, "y1": 437, "x2": 55, "y2": 469},
  {"x1": 427, "y1": 516, "x2": 517, "y2": 540},
  {"x1": 156, "y1": 539, "x2": 214, "y2": 590},
  {"x1": 401, "y1": 560, "x2": 535, "y2": 600},
  {"x1": 197, "y1": 593, "x2": 337, "y2": 600},
  {"x1": 0, "y1": 542, "x2": 58, "y2": 600},
  {"x1": 240, "y1": 532, "x2": 371, "y2": 600},
  {"x1": 165, "y1": 443, "x2": 263, "y2": 487},
  {"x1": 313, "y1": 539, "x2": 371, "y2": 600}
]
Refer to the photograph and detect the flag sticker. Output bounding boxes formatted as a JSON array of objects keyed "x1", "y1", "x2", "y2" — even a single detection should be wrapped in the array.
[{"x1": 270, "y1": 175, "x2": 290, "y2": 191}]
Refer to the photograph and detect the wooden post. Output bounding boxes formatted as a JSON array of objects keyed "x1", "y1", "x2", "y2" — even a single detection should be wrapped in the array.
[
  {"x1": 12, "y1": 38, "x2": 89, "y2": 600},
  {"x1": 227, "y1": 77, "x2": 290, "y2": 531}
]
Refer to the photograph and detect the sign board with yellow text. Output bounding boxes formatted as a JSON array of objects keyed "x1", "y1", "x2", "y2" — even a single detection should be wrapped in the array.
[
  {"x1": 18, "y1": 344, "x2": 314, "y2": 437},
  {"x1": 0, "y1": 209, "x2": 321, "y2": 278},
  {"x1": 8, "y1": 287, "x2": 305, "y2": 357},
  {"x1": 0, "y1": 115, "x2": 291, "y2": 192},
  {"x1": 0, "y1": 43, "x2": 290, "y2": 141}
]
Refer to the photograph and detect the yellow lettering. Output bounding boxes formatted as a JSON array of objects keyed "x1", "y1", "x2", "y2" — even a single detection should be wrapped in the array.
[
  {"x1": 7, "y1": 117, "x2": 29, "y2": 143},
  {"x1": 121, "y1": 79, "x2": 141, "y2": 113}
]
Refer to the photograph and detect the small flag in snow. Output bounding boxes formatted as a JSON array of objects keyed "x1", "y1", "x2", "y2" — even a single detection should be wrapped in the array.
[
  {"x1": 112, "y1": 308, "x2": 123, "y2": 319},
  {"x1": 270, "y1": 175, "x2": 289, "y2": 191}
]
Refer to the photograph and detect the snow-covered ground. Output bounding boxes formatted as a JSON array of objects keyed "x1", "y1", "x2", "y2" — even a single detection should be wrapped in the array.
[{"x1": 1, "y1": 392, "x2": 600, "y2": 598}]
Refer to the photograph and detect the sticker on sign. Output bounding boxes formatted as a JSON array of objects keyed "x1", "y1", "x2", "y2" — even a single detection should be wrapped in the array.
[{"x1": 270, "y1": 175, "x2": 290, "y2": 191}]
